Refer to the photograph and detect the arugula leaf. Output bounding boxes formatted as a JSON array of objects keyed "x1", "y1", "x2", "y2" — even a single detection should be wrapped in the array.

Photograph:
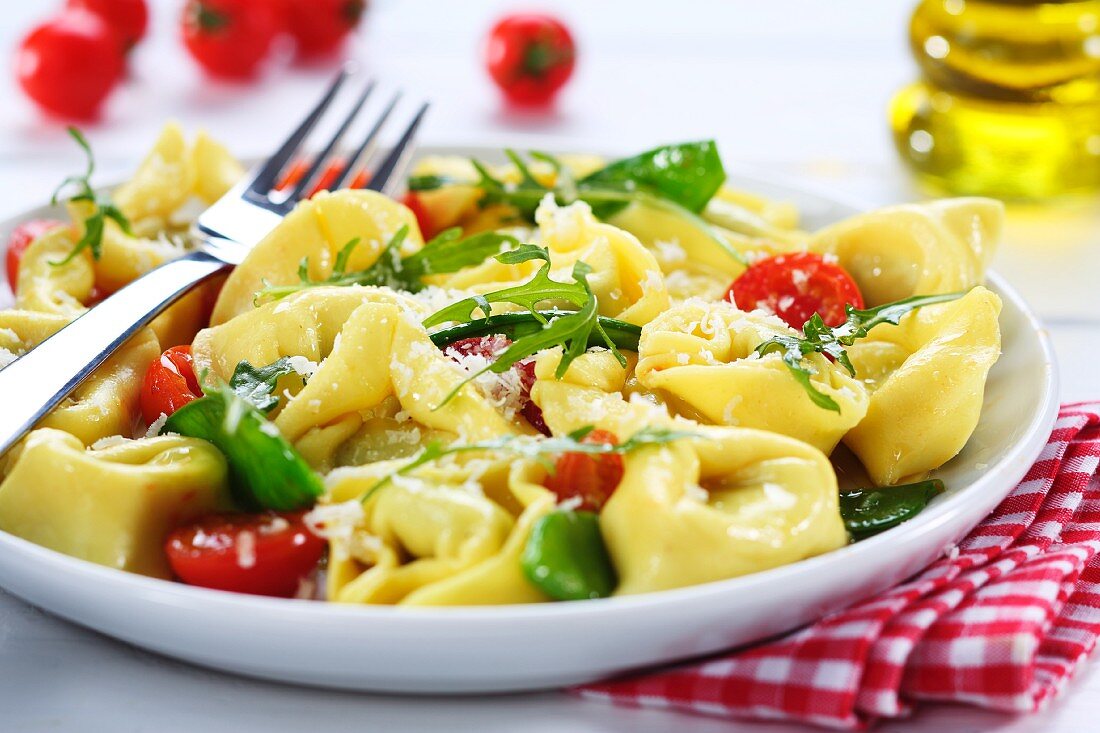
[
  {"x1": 521, "y1": 510, "x2": 617, "y2": 600},
  {"x1": 424, "y1": 253, "x2": 626, "y2": 408},
  {"x1": 358, "y1": 424, "x2": 699, "y2": 504},
  {"x1": 841, "y1": 479, "x2": 945, "y2": 539},
  {"x1": 50, "y1": 127, "x2": 132, "y2": 266},
  {"x1": 754, "y1": 292, "x2": 967, "y2": 413},
  {"x1": 227, "y1": 357, "x2": 298, "y2": 413},
  {"x1": 428, "y1": 310, "x2": 641, "y2": 353},
  {"x1": 164, "y1": 385, "x2": 323, "y2": 512},
  {"x1": 422, "y1": 245, "x2": 586, "y2": 327},
  {"x1": 578, "y1": 140, "x2": 726, "y2": 217},
  {"x1": 411, "y1": 141, "x2": 726, "y2": 223},
  {"x1": 254, "y1": 226, "x2": 521, "y2": 303}
]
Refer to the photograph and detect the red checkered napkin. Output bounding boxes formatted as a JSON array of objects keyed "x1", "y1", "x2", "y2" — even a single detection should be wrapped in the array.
[{"x1": 577, "y1": 402, "x2": 1100, "y2": 729}]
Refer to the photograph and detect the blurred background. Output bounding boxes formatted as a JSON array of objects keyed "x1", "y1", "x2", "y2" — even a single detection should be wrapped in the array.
[{"x1": 0, "y1": 0, "x2": 1097, "y2": 396}]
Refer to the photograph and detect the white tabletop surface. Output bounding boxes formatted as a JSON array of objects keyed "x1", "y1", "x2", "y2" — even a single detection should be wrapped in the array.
[{"x1": 1, "y1": 1, "x2": 1098, "y2": 730}]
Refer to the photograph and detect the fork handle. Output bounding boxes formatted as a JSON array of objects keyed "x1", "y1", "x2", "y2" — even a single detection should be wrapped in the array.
[{"x1": 0, "y1": 250, "x2": 231, "y2": 457}]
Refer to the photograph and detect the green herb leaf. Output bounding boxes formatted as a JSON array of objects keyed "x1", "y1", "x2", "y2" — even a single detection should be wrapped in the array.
[
  {"x1": 578, "y1": 140, "x2": 726, "y2": 217},
  {"x1": 428, "y1": 310, "x2": 641, "y2": 353},
  {"x1": 840, "y1": 479, "x2": 945, "y2": 539},
  {"x1": 49, "y1": 127, "x2": 131, "y2": 266},
  {"x1": 227, "y1": 357, "x2": 298, "y2": 413},
  {"x1": 521, "y1": 510, "x2": 617, "y2": 600},
  {"x1": 254, "y1": 226, "x2": 522, "y2": 303},
  {"x1": 164, "y1": 386, "x2": 324, "y2": 512},
  {"x1": 424, "y1": 256, "x2": 626, "y2": 409},
  {"x1": 421, "y1": 245, "x2": 584, "y2": 327},
  {"x1": 411, "y1": 141, "x2": 727, "y2": 224},
  {"x1": 358, "y1": 424, "x2": 699, "y2": 504},
  {"x1": 754, "y1": 292, "x2": 967, "y2": 412}
]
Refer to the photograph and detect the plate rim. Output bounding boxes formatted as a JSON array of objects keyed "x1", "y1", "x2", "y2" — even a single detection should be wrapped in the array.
[{"x1": 0, "y1": 147, "x2": 1061, "y2": 624}]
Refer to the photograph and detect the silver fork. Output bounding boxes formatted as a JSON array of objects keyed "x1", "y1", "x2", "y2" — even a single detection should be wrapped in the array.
[{"x1": 0, "y1": 69, "x2": 429, "y2": 457}]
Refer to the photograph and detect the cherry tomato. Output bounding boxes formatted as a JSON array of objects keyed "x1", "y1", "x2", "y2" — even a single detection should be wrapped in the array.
[
  {"x1": 544, "y1": 429, "x2": 624, "y2": 512},
  {"x1": 5, "y1": 219, "x2": 65, "y2": 293},
  {"x1": 514, "y1": 359, "x2": 550, "y2": 436},
  {"x1": 67, "y1": 0, "x2": 149, "y2": 50},
  {"x1": 16, "y1": 9, "x2": 125, "y2": 119},
  {"x1": 726, "y1": 252, "x2": 865, "y2": 329},
  {"x1": 442, "y1": 336, "x2": 549, "y2": 435},
  {"x1": 165, "y1": 511, "x2": 325, "y2": 597},
  {"x1": 485, "y1": 14, "x2": 576, "y2": 106},
  {"x1": 181, "y1": 0, "x2": 281, "y2": 79},
  {"x1": 284, "y1": 0, "x2": 366, "y2": 58},
  {"x1": 140, "y1": 345, "x2": 202, "y2": 425},
  {"x1": 401, "y1": 191, "x2": 436, "y2": 240}
]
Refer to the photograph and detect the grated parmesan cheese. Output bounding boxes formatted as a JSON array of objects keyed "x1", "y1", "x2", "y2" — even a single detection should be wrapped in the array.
[
  {"x1": 144, "y1": 413, "x2": 168, "y2": 438},
  {"x1": 0, "y1": 347, "x2": 19, "y2": 369},
  {"x1": 286, "y1": 355, "x2": 319, "y2": 378},
  {"x1": 235, "y1": 530, "x2": 257, "y2": 569},
  {"x1": 90, "y1": 435, "x2": 130, "y2": 450}
]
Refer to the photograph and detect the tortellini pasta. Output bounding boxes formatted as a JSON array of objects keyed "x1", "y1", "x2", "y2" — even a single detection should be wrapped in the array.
[
  {"x1": 809, "y1": 198, "x2": 1003, "y2": 306},
  {"x1": 194, "y1": 286, "x2": 523, "y2": 471},
  {"x1": 0, "y1": 429, "x2": 231, "y2": 578},
  {"x1": 530, "y1": 354, "x2": 847, "y2": 594},
  {"x1": 211, "y1": 189, "x2": 423, "y2": 324},
  {"x1": 635, "y1": 299, "x2": 869, "y2": 454},
  {"x1": 844, "y1": 286, "x2": 1003, "y2": 485},
  {"x1": 322, "y1": 457, "x2": 555, "y2": 606},
  {"x1": 14, "y1": 225, "x2": 93, "y2": 317}
]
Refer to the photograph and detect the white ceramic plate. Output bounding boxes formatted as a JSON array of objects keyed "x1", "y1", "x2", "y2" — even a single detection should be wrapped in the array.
[{"x1": 0, "y1": 147, "x2": 1059, "y2": 693}]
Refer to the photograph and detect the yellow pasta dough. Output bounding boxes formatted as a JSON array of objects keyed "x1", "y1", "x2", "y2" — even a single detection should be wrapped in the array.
[
  {"x1": 0, "y1": 429, "x2": 231, "y2": 578},
  {"x1": 212, "y1": 189, "x2": 423, "y2": 324},
  {"x1": 635, "y1": 299, "x2": 869, "y2": 454},
  {"x1": 809, "y1": 198, "x2": 1003, "y2": 306},
  {"x1": 844, "y1": 286, "x2": 1003, "y2": 485}
]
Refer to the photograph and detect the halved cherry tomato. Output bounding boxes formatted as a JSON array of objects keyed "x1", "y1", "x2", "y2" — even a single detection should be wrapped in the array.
[
  {"x1": 6, "y1": 219, "x2": 65, "y2": 294},
  {"x1": 276, "y1": 159, "x2": 369, "y2": 196},
  {"x1": 401, "y1": 191, "x2": 437, "y2": 240},
  {"x1": 544, "y1": 429, "x2": 624, "y2": 512},
  {"x1": 485, "y1": 14, "x2": 576, "y2": 106},
  {"x1": 514, "y1": 359, "x2": 549, "y2": 436},
  {"x1": 140, "y1": 345, "x2": 202, "y2": 425},
  {"x1": 16, "y1": 9, "x2": 125, "y2": 119},
  {"x1": 165, "y1": 511, "x2": 325, "y2": 597},
  {"x1": 726, "y1": 252, "x2": 864, "y2": 329},
  {"x1": 181, "y1": 0, "x2": 280, "y2": 79},
  {"x1": 442, "y1": 336, "x2": 549, "y2": 435},
  {"x1": 284, "y1": 0, "x2": 366, "y2": 58},
  {"x1": 67, "y1": 0, "x2": 149, "y2": 51}
]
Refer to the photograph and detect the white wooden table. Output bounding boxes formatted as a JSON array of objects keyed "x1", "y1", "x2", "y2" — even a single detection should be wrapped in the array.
[{"x1": 1, "y1": 1, "x2": 1097, "y2": 730}]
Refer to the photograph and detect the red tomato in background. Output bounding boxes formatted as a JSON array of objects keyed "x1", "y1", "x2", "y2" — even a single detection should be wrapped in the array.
[
  {"x1": 276, "y1": 158, "x2": 369, "y2": 196},
  {"x1": 400, "y1": 192, "x2": 436, "y2": 240},
  {"x1": 284, "y1": 0, "x2": 366, "y2": 58},
  {"x1": 543, "y1": 429, "x2": 624, "y2": 512},
  {"x1": 5, "y1": 219, "x2": 65, "y2": 294},
  {"x1": 165, "y1": 512, "x2": 325, "y2": 597},
  {"x1": 485, "y1": 14, "x2": 575, "y2": 106},
  {"x1": 16, "y1": 9, "x2": 125, "y2": 119},
  {"x1": 140, "y1": 345, "x2": 202, "y2": 425},
  {"x1": 181, "y1": 0, "x2": 281, "y2": 79},
  {"x1": 726, "y1": 252, "x2": 865, "y2": 330},
  {"x1": 67, "y1": 0, "x2": 149, "y2": 50}
]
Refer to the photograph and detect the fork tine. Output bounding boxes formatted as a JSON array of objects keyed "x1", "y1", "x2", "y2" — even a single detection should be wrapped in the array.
[
  {"x1": 248, "y1": 67, "x2": 351, "y2": 194},
  {"x1": 285, "y1": 79, "x2": 377, "y2": 202},
  {"x1": 364, "y1": 102, "x2": 430, "y2": 196},
  {"x1": 327, "y1": 92, "x2": 401, "y2": 191}
]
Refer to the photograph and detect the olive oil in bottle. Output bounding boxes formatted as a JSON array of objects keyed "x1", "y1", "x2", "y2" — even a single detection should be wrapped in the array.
[{"x1": 890, "y1": 0, "x2": 1100, "y2": 199}]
